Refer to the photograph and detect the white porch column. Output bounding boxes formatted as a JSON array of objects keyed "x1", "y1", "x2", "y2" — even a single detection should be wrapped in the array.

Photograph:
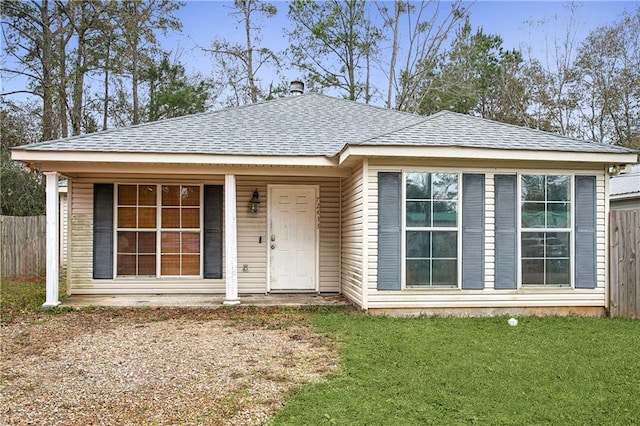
[
  {"x1": 43, "y1": 172, "x2": 60, "y2": 308},
  {"x1": 223, "y1": 174, "x2": 240, "y2": 305}
]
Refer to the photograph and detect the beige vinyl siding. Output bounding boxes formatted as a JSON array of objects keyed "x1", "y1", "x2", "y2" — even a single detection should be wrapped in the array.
[
  {"x1": 235, "y1": 179, "x2": 268, "y2": 293},
  {"x1": 366, "y1": 171, "x2": 379, "y2": 293},
  {"x1": 68, "y1": 175, "x2": 339, "y2": 295},
  {"x1": 367, "y1": 288, "x2": 607, "y2": 309},
  {"x1": 318, "y1": 179, "x2": 341, "y2": 293},
  {"x1": 596, "y1": 174, "x2": 606, "y2": 289},
  {"x1": 59, "y1": 190, "x2": 68, "y2": 271},
  {"x1": 484, "y1": 174, "x2": 496, "y2": 289},
  {"x1": 364, "y1": 159, "x2": 609, "y2": 309},
  {"x1": 68, "y1": 182, "x2": 93, "y2": 293},
  {"x1": 340, "y1": 163, "x2": 365, "y2": 308}
]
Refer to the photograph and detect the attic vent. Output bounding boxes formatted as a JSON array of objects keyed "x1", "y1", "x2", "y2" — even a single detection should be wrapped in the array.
[{"x1": 290, "y1": 80, "x2": 304, "y2": 95}]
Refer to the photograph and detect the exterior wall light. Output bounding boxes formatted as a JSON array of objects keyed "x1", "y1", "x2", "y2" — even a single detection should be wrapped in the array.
[{"x1": 249, "y1": 189, "x2": 260, "y2": 213}]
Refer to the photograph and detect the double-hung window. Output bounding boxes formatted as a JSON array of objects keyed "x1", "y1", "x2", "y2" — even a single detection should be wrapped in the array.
[
  {"x1": 116, "y1": 184, "x2": 201, "y2": 277},
  {"x1": 520, "y1": 175, "x2": 571, "y2": 286},
  {"x1": 405, "y1": 172, "x2": 458, "y2": 287}
]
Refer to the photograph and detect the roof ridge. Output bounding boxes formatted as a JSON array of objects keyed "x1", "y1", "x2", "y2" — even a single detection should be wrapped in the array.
[
  {"x1": 353, "y1": 109, "x2": 453, "y2": 146},
  {"x1": 306, "y1": 92, "x2": 423, "y2": 119},
  {"x1": 353, "y1": 116, "x2": 431, "y2": 146}
]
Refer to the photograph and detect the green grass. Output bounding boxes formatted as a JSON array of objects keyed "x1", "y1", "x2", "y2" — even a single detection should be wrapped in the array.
[
  {"x1": 269, "y1": 314, "x2": 640, "y2": 425},
  {"x1": 0, "y1": 277, "x2": 47, "y2": 322},
  {"x1": 0, "y1": 277, "x2": 69, "y2": 322}
]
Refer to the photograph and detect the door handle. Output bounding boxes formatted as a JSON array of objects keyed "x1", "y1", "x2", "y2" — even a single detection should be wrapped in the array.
[
  {"x1": 271, "y1": 244, "x2": 276, "y2": 249},
  {"x1": 271, "y1": 235, "x2": 276, "y2": 242}
]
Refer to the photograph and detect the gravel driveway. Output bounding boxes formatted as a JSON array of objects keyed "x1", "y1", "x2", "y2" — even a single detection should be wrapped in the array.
[{"x1": 0, "y1": 308, "x2": 338, "y2": 425}]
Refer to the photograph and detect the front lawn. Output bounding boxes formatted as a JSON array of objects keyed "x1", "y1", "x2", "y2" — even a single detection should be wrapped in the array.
[
  {"x1": 3, "y1": 279, "x2": 639, "y2": 424},
  {"x1": 270, "y1": 313, "x2": 640, "y2": 425}
]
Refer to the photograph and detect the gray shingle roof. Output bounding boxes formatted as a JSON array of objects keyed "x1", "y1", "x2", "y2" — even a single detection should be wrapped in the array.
[
  {"x1": 359, "y1": 110, "x2": 634, "y2": 154},
  {"x1": 20, "y1": 93, "x2": 636, "y2": 157},
  {"x1": 21, "y1": 93, "x2": 423, "y2": 157}
]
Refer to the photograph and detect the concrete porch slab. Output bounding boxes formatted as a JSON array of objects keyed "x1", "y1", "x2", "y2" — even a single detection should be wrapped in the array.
[{"x1": 61, "y1": 293, "x2": 352, "y2": 309}]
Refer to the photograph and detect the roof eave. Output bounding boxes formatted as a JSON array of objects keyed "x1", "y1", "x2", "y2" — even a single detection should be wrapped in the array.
[
  {"x1": 338, "y1": 145, "x2": 639, "y2": 166},
  {"x1": 11, "y1": 150, "x2": 341, "y2": 169},
  {"x1": 610, "y1": 192, "x2": 640, "y2": 201}
]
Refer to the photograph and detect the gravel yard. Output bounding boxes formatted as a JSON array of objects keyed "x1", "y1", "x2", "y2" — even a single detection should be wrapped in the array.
[{"x1": 0, "y1": 308, "x2": 339, "y2": 425}]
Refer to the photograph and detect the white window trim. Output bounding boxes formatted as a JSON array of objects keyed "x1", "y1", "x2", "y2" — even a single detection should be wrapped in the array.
[
  {"x1": 401, "y1": 170, "x2": 462, "y2": 290},
  {"x1": 113, "y1": 183, "x2": 204, "y2": 279},
  {"x1": 517, "y1": 174, "x2": 575, "y2": 289}
]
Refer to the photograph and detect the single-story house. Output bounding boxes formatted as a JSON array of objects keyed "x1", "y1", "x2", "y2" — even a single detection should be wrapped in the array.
[
  {"x1": 610, "y1": 164, "x2": 640, "y2": 210},
  {"x1": 12, "y1": 90, "x2": 639, "y2": 315}
]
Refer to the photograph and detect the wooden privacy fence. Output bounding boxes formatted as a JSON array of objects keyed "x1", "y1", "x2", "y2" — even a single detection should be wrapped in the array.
[
  {"x1": 1, "y1": 215, "x2": 46, "y2": 279},
  {"x1": 609, "y1": 209, "x2": 640, "y2": 319}
]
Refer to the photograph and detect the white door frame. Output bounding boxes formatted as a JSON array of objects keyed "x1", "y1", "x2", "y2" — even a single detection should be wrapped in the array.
[{"x1": 267, "y1": 184, "x2": 320, "y2": 293}]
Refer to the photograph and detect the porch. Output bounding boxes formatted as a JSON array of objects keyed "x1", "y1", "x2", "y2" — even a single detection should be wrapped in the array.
[{"x1": 61, "y1": 293, "x2": 353, "y2": 309}]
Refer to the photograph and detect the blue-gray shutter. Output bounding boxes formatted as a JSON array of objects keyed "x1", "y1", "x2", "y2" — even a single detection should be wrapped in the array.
[
  {"x1": 495, "y1": 175, "x2": 517, "y2": 289},
  {"x1": 203, "y1": 185, "x2": 223, "y2": 279},
  {"x1": 574, "y1": 176, "x2": 597, "y2": 289},
  {"x1": 93, "y1": 184, "x2": 114, "y2": 279},
  {"x1": 462, "y1": 174, "x2": 485, "y2": 289},
  {"x1": 377, "y1": 172, "x2": 401, "y2": 290}
]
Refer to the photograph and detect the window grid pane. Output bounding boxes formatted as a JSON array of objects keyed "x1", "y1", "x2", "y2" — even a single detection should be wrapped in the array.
[
  {"x1": 520, "y1": 175, "x2": 571, "y2": 287},
  {"x1": 405, "y1": 172, "x2": 458, "y2": 288},
  {"x1": 116, "y1": 184, "x2": 201, "y2": 278}
]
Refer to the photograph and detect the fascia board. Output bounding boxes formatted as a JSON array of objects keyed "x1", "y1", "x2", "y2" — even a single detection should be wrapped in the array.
[{"x1": 338, "y1": 145, "x2": 639, "y2": 166}]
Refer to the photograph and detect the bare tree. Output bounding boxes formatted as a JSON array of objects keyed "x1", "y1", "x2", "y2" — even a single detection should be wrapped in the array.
[
  {"x1": 377, "y1": 0, "x2": 470, "y2": 112},
  {"x1": 575, "y1": 8, "x2": 640, "y2": 148},
  {"x1": 205, "y1": 0, "x2": 280, "y2": 106},
  {"x1": 522, "y1": 3, "x2": 583, "y2": 136}
]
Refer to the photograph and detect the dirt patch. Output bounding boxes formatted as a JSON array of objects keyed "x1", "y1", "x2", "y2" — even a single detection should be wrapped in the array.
[{"x1": 0, "y1": 308, "x2": 339, "y2": 425}]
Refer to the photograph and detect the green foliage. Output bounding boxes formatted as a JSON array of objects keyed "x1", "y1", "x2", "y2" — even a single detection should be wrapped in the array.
[
  {"x1": 0, "y1": 105, "x2": 45, "y2": 216},
  {"x1": 0, "y1": 151, "x2": 45, "y2": 216},
  {"x1": 287, "y1": 0, "x2": 381, "y2": 101},
  {"x1": 270, "y1": 314, "x2": 640, "y2": 425},
  {"x1": 418, "y1": 17, "x2": 528, "y2": 125},
  {"x1": 145, "y1": 56, "x2": 210, "y2": 122}
]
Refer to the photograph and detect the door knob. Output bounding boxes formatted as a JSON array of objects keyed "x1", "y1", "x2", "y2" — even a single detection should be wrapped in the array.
[{"x1": 271, "y1": 244, "x2": 276, "y2": 249}]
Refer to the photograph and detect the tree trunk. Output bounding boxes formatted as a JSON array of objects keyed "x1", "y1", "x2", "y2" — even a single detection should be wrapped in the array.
[
  {"x1": 57, "y1": 29, "x2": 69, "y2": 138},
  {"x1": 71, "y1": 27, "x2": 86, "y2": 136},
  {"x1": 103, "y1": 38, "x2": 111, "y2": 131},
  {"x1": 386, "y1": 1, "x2": 401, "y2": 109},
  {"x1": 132, "y1": 48, "x2": 140, "y2": 125},
  {"x1": 41, "y1": 0, "x2": 54, "y2": 141},
  {"x1": 243, "y1": 1, "x2": 257, "y2": 104}
]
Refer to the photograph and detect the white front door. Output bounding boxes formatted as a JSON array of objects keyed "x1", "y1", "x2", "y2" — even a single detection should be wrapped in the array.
[{"x1": 269, "y1": 185, "x2": 318, "y2": 291}]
